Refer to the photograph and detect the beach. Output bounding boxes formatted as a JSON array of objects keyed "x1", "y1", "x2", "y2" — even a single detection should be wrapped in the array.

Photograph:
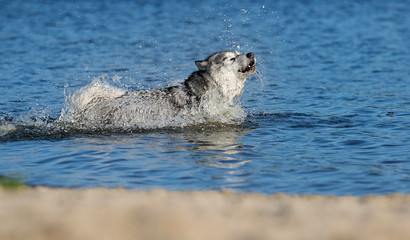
[{"x1": 1, "y1": 187, "x2": 409, "y2": 240}]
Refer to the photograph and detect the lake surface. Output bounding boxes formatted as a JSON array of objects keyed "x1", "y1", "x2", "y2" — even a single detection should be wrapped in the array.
[{"x1": 1, "y1": 0, "x2": 409, "y2": 195}]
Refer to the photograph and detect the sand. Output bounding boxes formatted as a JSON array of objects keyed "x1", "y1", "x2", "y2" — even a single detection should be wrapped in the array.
[{"x1": 1, "y1": 187, "x2": 409, "y2": 240}]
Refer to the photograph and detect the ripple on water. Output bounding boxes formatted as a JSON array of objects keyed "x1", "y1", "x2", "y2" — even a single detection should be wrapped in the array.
[{"x1": 1, "y1": 0, "x2": 410, "y2": 195}]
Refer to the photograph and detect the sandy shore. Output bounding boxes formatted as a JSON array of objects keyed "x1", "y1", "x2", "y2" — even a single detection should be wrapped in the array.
[{"x1": 1, "y1": 187, "x2": 409, "y2": 240}]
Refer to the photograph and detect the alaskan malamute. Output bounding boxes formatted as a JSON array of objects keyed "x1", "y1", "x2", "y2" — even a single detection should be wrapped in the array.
[{"x1": 61, "y1": 50, "x2": 256, "y2": 128}]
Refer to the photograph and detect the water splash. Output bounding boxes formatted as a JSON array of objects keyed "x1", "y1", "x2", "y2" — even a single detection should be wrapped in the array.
[
  {"x1": 59, "y1": 75, "x2": 127, "y2": 128},
  {"x1": 0, "y1": 107, "x2": 58, "y2": 139},
  {"x1": 1, "y1": 75, "x2": 247, "y2": 140},
  {"x1": 0, "y1": 121, "x2": 16, "y2": 137}
]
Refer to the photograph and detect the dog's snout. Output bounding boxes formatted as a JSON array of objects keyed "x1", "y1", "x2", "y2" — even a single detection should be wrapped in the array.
[{"x1": 246, "y1": 52, "x2": 254, "y2": 58}]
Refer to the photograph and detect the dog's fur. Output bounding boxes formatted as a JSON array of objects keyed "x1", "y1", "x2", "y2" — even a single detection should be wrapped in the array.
[{"x1": 62, "y1": 50, "x2": 256, "y2": 128}]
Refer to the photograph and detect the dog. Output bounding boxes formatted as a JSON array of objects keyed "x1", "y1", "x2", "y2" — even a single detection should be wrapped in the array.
[{"x1": 60, "y1": 50, "x2": 256, "y2": 128}]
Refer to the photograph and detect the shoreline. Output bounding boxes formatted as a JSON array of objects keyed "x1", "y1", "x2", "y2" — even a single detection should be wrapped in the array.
[{"x1": 1, "y1": 187, "x2": 410, "y2": 240}]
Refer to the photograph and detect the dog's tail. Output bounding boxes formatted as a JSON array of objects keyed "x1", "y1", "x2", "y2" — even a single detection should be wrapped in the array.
[{"x1": 59, "y1": 77, "x2": 126, "y2": 123}]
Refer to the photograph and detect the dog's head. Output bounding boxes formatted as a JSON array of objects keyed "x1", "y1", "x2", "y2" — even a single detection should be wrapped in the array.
[
  {"x1": 192, "y1": 51, "x2": 256, "y2": 103},
  {"x1": 195, "y1": 51, "x2": 256, "y2": 80}
]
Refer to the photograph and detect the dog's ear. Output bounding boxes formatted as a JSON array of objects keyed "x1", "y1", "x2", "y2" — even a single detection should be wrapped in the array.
[{"x1": 195, "y1": 60, "x2": 207, "y2": 71}]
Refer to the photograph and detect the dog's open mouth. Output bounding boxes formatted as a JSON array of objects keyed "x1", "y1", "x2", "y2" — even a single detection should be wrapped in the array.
[{"x1": 239, "y1": 58, "x2": 256, "y2": 73}]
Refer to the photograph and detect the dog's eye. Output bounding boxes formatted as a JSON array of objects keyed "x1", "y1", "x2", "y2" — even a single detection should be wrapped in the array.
[{"x1": 230, "y1": 58, "x2": 236, "y2": 62}]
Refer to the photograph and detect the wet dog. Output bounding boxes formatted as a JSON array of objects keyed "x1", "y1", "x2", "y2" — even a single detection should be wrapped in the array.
[{"x1": 61, "y1": 50, "x2": 256, "y2": 128}]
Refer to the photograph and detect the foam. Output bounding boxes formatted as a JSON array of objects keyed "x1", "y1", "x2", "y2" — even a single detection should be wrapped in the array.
[{"x1": 0, "y1": 122, "x2": 17, "y2": 137}]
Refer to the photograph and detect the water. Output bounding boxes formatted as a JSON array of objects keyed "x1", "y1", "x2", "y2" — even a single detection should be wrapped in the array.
[{"x1": 1, "y1": 0, "x2": 409, "y2": 195}]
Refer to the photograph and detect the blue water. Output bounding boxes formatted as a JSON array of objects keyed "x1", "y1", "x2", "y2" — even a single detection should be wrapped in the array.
[{"x1": 1, "y1": 0, "x2": 410, "y2": 195}]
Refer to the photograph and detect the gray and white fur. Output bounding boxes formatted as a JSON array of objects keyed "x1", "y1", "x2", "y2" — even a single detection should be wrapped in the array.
[{"x1": 61, "y1": 50, "x2": 256, "y2": 128}]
